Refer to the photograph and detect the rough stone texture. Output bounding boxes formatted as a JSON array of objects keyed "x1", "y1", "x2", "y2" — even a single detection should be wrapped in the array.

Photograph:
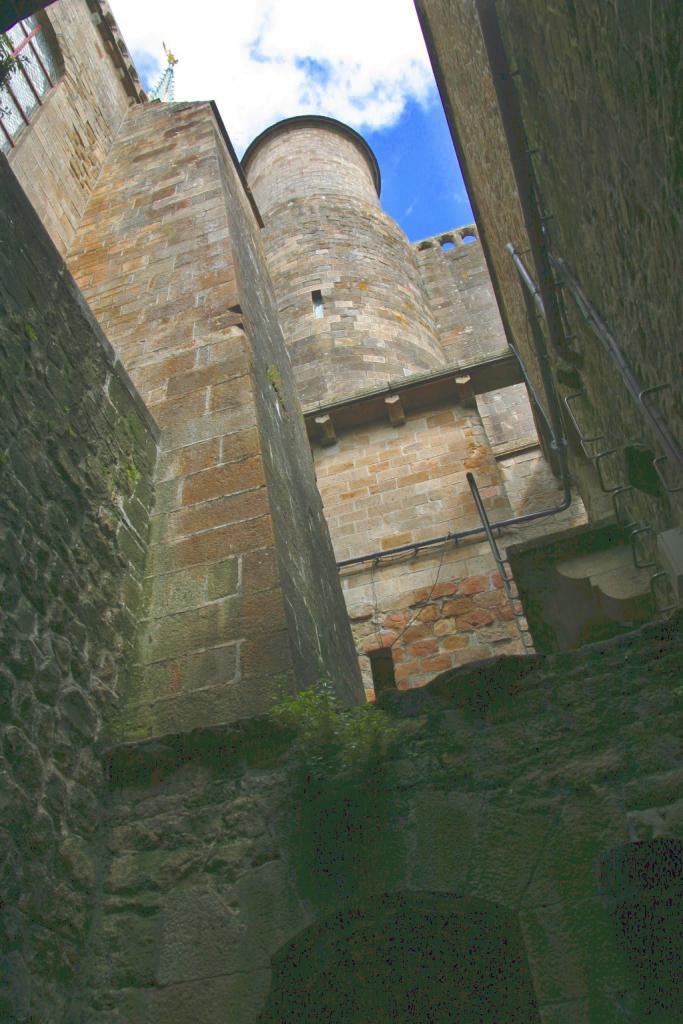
[
  {"x1": 495, "y1": 0, "x2": 683, "y2": 539},
  {"x1": 215, "y1": 125, "x2": 364, "y2": 708},
  {"x1": 415, "y1": 0, "x2": 682, "y2": 546},
  {"x1": 414, "y1": 225, "x2": 508, "y2": 364},
  {"x1": 244, "y1": 117, "x2": 380, "y2": 215},
  {"x1": 477, "y1": 383, "x2": 536, "y2": 454},
  {"x1": 244, "y1": 119, "x2": 447, "y2": 404},
  {"x1": 0, "y1": 157, "x2": 157, "y2": 1022},
  {"x1": 88, "y1": 613, "x2": 683, "y2": 1023},
  {"x1": 312, "y1": 390, "x2": 584, "y2": 695},
  {"x1": 6, "y1": 0, "x2": 140, "y2": 256},
  {"x1": 508, "y1": 524, "x2": 654, "y2": 654},
  {"x1": 315, "y1": 401, "x2": 522, "y2": 687},
  {"x1": 67, "y1": 100, "x2": 361, "y2": 733},
  {"x1": 67, "y1": 100, "x2": 284, "y2": 736},
  {"x1": 242, "y1": 113, "x2": 587, "y2": 693}
]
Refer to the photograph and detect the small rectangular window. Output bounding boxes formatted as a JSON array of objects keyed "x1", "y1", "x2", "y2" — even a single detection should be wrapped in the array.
[
  {"x1": 367, "y1": 647, "x2": 396, "y2": 695},
  {"x1": 312, "y1": 289, "x2": 324, "y2": 319}
]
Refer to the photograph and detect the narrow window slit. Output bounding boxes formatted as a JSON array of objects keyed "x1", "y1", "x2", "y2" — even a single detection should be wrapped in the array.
[{"x1": 312, "y1": 289, "x2": 324, "y2": 319}]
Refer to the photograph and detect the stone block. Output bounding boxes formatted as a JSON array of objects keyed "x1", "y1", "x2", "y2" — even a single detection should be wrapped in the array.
[
  {"x1": 113, "y1": 970, "x2": 272, "y2": 1024},
  {"x1": 145, "y1": 564, "x2": 210, "y2": 618},
  {"x1": 141, "y1": 595, "x2": 241, "y2": 664},
  {"x1": 133, "y1": 643, "x2": 240, "y2": 702},
  {"x1": 523, "y1": 792, "x2": 629, "y2": 909},
  {"x1": 161, "y1": 407, "x2": 258, "y2": 453},
  {"x1": 234, "y1": 860, "x2": 313, "y2": 957},
  {"x1": 168, "y1": 487, "x2": 269, "y2": 540},
  {"x1": 469, "y1": 804, "x2": 557, "y2": 907},
  {"x1": 182, "y1": 456, "x2": 265, "y2": 506},
  {"x1": 156, "y1": 437, "x2": 221, "y2": 483},
  {"x1": 148, "y1": 515, "x2": 275, "y2": 574},
  {"x1": 157, "y1": 886, "x2": 268, "y2": 985},
  {"x1": 166, "y1": 353, "x2": 249, "y2": 399},
  {"x1": 409, "y1": 789, "x2": 482, "y2": 891},
  {"x1": 207, "y1": 557, "x2": 240, "y2": 600},
  {"x1": 150, "y1": 389, "x2": 208, "y2": 428}
]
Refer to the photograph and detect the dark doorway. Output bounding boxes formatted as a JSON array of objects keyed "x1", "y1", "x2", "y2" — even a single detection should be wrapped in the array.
[
  {"x1": 259, "y1": 892, "x2": 540, "y2": 1023},
  {"x1": 367, "y1": 646, "x2": 396, "y2": 695}
]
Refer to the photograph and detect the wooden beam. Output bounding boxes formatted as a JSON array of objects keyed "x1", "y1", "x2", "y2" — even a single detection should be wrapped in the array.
[
  {"x1": 384, "y1": 394, "x2": 406, "y2": 427},
  {"x1": 315, "y1": 413, "x2": 337, "y2": 446},
  {"x1": 455, "y1": 374, "x2": 476, "y2": 408}
]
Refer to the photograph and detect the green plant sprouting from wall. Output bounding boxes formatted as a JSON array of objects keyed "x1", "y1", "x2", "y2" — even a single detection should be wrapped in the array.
[
  {"x1": 266, "y1": 363, "x2": 287, "y2": 414},
  {"x1": 272, "y1": 682, "x2": 402, "y2": 899},
  {"x1": 272, "y1": 681, "x2": 397, "y2": 778}
]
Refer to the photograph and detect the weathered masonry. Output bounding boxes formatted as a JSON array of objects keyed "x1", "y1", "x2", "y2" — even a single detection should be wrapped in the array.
[
  {"x1": 0, "y1": 1, "x2": 681, "y2": 1022},
  {"x1": 243, "y1": 115, "x2": 657, "y2": 697}
]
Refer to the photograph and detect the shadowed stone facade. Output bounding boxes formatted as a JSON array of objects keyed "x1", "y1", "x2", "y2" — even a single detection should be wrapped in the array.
[
  {"x1": 91, "y1": 614, "x2": 683, "y2": 1023},
  {"x1": 415, "y1": 0, "x2": 683, "y2": 557},
  {"x1": 0, "y1": 157, "x2": 157, "y2": 1021}
]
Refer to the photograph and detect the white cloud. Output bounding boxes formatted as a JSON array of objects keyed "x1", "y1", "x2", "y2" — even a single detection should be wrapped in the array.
[{"x1": 108, "y1": 0, "x2": 435, "y2": 153}]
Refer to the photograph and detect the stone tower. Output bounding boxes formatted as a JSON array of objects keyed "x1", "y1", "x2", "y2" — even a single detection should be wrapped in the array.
[{"x1": 242, "y1": 116, "x2": 447, "y2": 404}]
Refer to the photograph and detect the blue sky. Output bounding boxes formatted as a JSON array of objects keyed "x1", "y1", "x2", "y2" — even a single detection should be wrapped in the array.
[
  {"x1": 113, "y1": 0, "x2": 473, "y2": 243},
  {"x1": 366, "y1": 98, "x2": 473, "y2": 242}
]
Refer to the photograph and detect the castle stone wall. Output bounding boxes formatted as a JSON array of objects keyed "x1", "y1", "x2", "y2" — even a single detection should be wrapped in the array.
[
  {"x1": 244, "y1": 117, "x2": 380, "y2": 216},
  {"x1": 215, "y1": 125, "x2": 364, "y2": 707},
  {"x1": 315, "y1": 402, "x2": 515, "y2": 695},
  {"x1": 415, "y1": 0, "x2": 682, "y2": 545},
  {"x1": 310, "y1": 366, "x2": 584, "y2": 695},
  {"x1": 415, "y1": 227, "x2": 508, "y2": 364},
  {"x1": 68, "y1": 100, "x2": 283, "y2": 736},
  {"x1": 244, "y1": 119, "x2": 446, "y2": 404},
  {"x1": 495, "y1": 0, "x2": 683, "y2": 540},
  {"x1": 67, "y1": 101, "x2": 361, "y2": 734},
  {"x1": 87, "y1": 614, "x2": 683, "y2": 1022},
  {"x1": 7, "y1": 0, "x2": 137, "y2": 256},
  {"x1": 0, "y1": 158, "x2": 157, "y2": 1022}
]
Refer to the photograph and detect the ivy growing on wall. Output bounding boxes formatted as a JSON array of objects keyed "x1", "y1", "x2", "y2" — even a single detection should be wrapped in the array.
[{"x1": 272, "y1": 683, "x2": 402, "y2": 902}]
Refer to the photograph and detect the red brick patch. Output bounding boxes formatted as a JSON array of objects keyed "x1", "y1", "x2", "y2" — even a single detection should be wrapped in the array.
[
  {"x1": 409, "y1": 638, "x2": 438, "y2": 657},
  {"x1": 379, "y1": 631, "x2": 400, "y2": 647},
  {"x1": 395, "y1": 660, "x2": 420, "y2": 683},
  {"x1": 402, "y1": 624, "x2": 431, "y2": 642},
  {"x1": 382, "y1": 611, "x2": 410, "y2": 629},
  {"x1": 443, "y1": 598, "x2": 475, "y2": 617},
  {"x1": 458, "y1": 576, "x2": 488, "y2": 595},
  {"x1": 461, "y1": 608, "x2": 495, "y2": 627},
  {"x1": 421, "y1": 654, "x2": 451, "y2": 673},
  {"x1": 443, "y1": 635, "x2": 469, "y2": 651}
]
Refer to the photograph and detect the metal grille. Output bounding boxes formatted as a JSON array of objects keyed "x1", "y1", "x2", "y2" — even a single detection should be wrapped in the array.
[{"x1": 1, "y1": 17, "x2": 58, "y2": 153}]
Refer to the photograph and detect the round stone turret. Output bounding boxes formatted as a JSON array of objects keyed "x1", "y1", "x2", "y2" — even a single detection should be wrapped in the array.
[{"x1": 243, "y1": 116, "x2": 446, "y2": 405}]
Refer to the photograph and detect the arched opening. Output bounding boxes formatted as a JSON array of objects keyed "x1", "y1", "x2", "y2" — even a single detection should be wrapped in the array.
[
  {"x1": 259, "y1": 892, "x2": 540, "y2": 1023},
  {"x1": 600, "y1": 838, "x2": 683, "y2": 1016}
]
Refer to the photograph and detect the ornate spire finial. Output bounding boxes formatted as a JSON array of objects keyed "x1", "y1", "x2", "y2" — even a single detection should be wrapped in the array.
[
  {"x1": 163, "y1": 42, "x2": 178, "y2": 67},
  {"x1": 149, "y1": 44, "x2": 178, "y2": 102}
]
